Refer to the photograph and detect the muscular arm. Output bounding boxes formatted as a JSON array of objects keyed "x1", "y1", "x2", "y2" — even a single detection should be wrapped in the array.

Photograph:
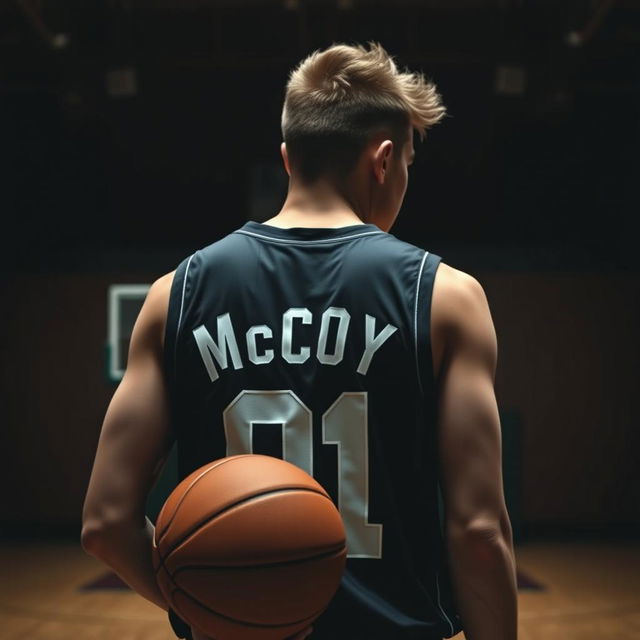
[
  {"x1": 82, "y1": 271, "x2": 316, "y2": 640},
  {"x1": 432, "y1": 264, "x2": 518, "y2": 640},
  {"x1": 81, "y1": 271, "x2": 175, "y2": 611}
]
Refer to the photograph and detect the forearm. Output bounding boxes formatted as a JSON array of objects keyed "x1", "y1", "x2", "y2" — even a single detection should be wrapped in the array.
[
  {"x1": 82, "y1": 515, "x2": 168, "y2": 611},
  {"x1": 446, "y1": 529, "x2": 518, "y2": 640}
]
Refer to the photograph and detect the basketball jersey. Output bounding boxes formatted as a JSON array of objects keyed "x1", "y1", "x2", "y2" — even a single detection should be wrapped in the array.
[{"x1": 163, "y1": 220, "x2": 463, "y2": 640}]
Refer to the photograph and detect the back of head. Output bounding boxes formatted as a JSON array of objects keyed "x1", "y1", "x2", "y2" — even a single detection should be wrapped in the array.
[{"x1": 281, "y1": 41, "x2": 447, "y2": 185}]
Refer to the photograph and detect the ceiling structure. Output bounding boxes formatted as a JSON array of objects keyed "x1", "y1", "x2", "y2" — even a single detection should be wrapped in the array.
[{"x1": 1, "y1": 0, "x2": 638, "y2": 271}]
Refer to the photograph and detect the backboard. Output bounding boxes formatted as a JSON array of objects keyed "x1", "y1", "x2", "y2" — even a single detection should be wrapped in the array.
[{"x1": 106, "y1": 284, "x2": 150, "y2": 383}]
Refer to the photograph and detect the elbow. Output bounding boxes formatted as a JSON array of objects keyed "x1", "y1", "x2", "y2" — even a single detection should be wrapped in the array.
[
  {"x1": 80, "y1": 512, "x2": 125, "y2": 557},
  {"x1": 81, "y1": 507, "x2": 141, "y2": 557},
  {"x1": 81, "y1": 519, "x2": 108, "y2": 556},
  {"x1": 448, "y1": 518, "x2": 511, "y2": 565},
  {"x1": 447, "y1": 517, "x2": 506, "y2": 551},
  {"x1": 465, "y1": 519, "x2": 504, "y2": 543}
]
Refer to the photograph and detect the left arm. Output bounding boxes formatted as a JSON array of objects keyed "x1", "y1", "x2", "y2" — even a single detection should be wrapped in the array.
[
  {"x1": 81, "y1": 271, "x2": 175, "y2": 611},
  {"x1": 82, "y1": 271, "x2": 315, "y2": 640}
]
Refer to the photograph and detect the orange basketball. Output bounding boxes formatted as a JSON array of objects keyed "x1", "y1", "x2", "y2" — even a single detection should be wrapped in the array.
[{"x1": 152, "y1": 454, "x2": 347, "y2": 640}]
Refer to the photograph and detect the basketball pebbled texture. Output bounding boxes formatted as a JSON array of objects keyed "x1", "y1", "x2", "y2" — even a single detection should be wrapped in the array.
[{"x1": 152, "y1": 454, "x2": 347, "y2": 640}]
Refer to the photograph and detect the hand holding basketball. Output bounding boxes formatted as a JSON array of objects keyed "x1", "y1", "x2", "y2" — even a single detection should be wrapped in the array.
[{"x1": 153, "y1": 454, "x2": 346, "y2": 640}]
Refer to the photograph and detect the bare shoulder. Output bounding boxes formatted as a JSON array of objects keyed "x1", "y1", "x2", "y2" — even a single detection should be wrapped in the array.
[
  {"x1": 145, "y1": 271, "x2": 176, "y2": 319},
  {"x1": 130, "y1": 271, "x2": 176, "y2": 352},
  {"x1": 431, "y1": 262, "x2": 496, "y2": 379},
  {"x1": 149, "y1": 270, "x2": 176, "y2": 300},
  {"x1": 433, "y1": 263, "x2": 488, "y2": 322}
]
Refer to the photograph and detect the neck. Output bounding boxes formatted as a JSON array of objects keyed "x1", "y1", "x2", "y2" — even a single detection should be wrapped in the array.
[{"x1": 264, "y1": 176, "x2": 370, "y2": 229}]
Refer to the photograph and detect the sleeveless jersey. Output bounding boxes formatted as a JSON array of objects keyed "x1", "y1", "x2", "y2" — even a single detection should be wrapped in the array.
[{"x1": 163, "y1": 220, "x2": 463, "y2": 640}]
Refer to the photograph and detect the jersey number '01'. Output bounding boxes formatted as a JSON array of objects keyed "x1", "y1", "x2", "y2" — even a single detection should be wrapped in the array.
[{"x1": 223, "y1": 390, "x2": 383, "y2": 559}]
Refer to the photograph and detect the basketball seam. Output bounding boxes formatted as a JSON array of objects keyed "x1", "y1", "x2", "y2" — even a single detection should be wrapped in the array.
[
  {"x1": 157, "y1": 487, "x2": 337, "y2": 571},
  {"x1": 158, "y1": 543, "x2": 331, "y2": 629},
  {"x1": 155, "y1": 455, "x2": 255, "y2": 546},
  {"x1": 172, "y1": 582, "x2": 331, "y2": 629},
  {"x1": 171, "y1": 544, "x2": 346, "y2": 573}
]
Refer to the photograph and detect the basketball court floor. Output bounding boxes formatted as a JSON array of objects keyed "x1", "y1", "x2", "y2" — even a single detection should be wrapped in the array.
[{"x1": 1, "y1": 538, "x2": 638, "y2": 639}]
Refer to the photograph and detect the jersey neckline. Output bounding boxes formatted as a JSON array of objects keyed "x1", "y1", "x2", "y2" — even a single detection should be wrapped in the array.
[{"x1": 236, "y1": 220, "x2": 384, "y2": 242}]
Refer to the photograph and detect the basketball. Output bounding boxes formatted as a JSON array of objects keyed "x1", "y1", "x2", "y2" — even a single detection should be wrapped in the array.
[{"x1": 152, "y1": 454, "x2": 347, "y2": 640}]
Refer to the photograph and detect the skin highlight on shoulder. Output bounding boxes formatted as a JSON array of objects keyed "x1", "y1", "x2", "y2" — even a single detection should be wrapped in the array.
[
  {"x1": 142, "y1": 271, "x2": 176, "y2": 351},
  {"x1": 431, "y1": 262, "x2": 497, "y2": 383}
]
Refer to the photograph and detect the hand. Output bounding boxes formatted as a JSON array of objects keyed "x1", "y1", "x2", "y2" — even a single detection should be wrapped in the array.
[{"x1": 287, "y1": 625, "x2": 314, "y2": 640}]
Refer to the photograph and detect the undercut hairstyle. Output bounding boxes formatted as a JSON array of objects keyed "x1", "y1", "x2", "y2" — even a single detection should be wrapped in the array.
[{"x1": 281, "y1": 41, "x2": 447, "y2": 184}]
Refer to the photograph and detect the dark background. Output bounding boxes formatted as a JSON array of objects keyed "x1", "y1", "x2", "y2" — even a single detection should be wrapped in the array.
[{"x1": 1, "y1": 0, "x2": 638, "y2": 540}]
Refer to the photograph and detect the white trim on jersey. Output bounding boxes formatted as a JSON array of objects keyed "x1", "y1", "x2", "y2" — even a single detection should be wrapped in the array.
[
  {"x1": 436, "y1": 572, "x2": 456, "y2": 636},
  {"x1": 234, "y1": 229, "x2": 383, "y2": 244},
  {"x1": 175, "y1": 252, "x2": 195, "y2": 374},
  {"x1": 414, "y1": 250, "x2": 430, "y2": 396},
  {"x1": 415, "y1": 252, "x2": 456, "y2": 634}
]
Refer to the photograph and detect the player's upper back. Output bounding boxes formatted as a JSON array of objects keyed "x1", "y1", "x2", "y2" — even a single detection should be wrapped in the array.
[{"x1": 164, "y1": 220, "x2": 443, "y2": 409}]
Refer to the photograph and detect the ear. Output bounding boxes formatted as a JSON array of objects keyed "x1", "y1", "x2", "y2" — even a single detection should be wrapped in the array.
[
  {"x1": 372, "y1": 139, "x2": 393, "y2": 185},
  {"x1": 280, "y1": 142, "x2": 291, "y2": 177}
]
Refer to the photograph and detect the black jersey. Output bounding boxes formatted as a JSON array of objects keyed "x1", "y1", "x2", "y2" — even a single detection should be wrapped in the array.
[{"x1": 163, "y1": 220, "x2": 463, "y2": 640}]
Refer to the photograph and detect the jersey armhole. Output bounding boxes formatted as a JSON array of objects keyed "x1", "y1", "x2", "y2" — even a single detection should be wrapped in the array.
[
  {"x1": 415, "y1": 251, "x2": 442, "y2": 399},
  {"x1": 163, "y1": 253, "x2": 195, "y2": 390}
]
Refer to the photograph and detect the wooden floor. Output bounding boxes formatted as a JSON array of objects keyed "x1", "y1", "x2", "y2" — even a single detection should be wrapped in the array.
[{"x1": 0, "y1": 539, "x2": 638, "y2": 639}]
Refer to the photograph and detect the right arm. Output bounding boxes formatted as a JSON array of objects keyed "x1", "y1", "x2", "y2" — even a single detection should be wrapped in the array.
[{"x1": 432, "y1": 264, "x2": 518, "y2": 640}]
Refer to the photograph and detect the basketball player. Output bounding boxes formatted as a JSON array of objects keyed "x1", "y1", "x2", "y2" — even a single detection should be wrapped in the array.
[{"x1": 82, "y1": 42, "x2": 518, "y2": 640}]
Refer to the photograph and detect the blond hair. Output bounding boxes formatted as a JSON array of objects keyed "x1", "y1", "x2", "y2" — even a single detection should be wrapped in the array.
[{"x1": 281, "y1": 41, "x2": 447, "y2": 182}]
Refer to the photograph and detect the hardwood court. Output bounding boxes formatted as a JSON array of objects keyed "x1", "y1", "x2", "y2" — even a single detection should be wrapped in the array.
[{"x1": 0, "y1": 539, "x2": 638, "y2": 639}]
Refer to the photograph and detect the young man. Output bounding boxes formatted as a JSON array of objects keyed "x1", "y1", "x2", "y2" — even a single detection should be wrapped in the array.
[{"x1": 82, "y1": 42, "x2": 518, "y2": 640}]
